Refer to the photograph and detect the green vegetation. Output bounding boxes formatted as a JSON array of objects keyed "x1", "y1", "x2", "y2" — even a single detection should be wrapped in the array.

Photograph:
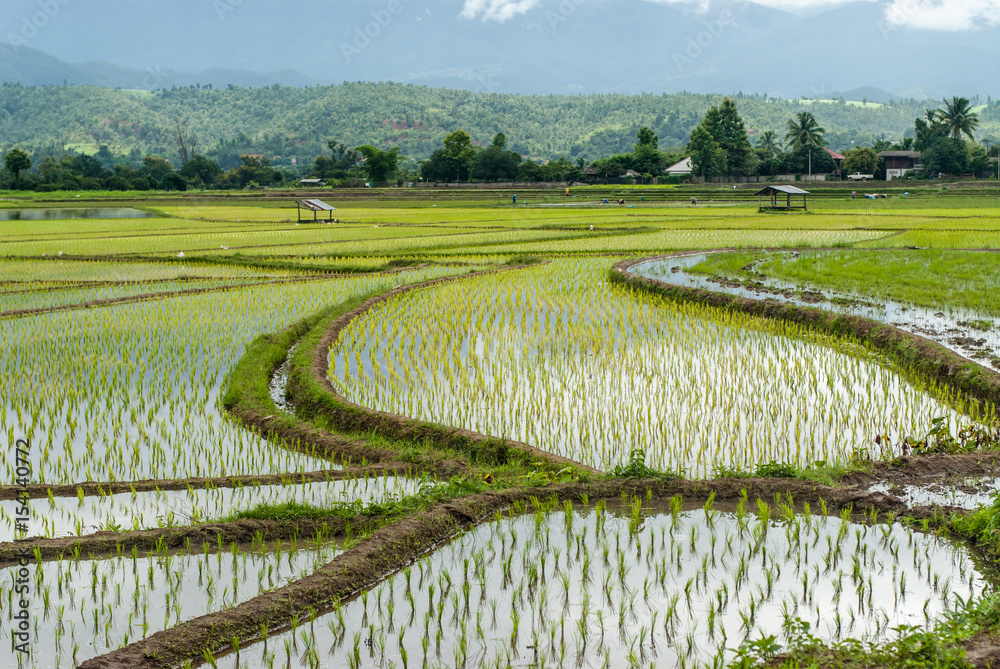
[
  {"x1": 739, "y1": 595, "x2": 1000, "y2": 668},
  {"x1": 221, "y1": 477, "x2": 486, "y2": 524},
  {"x1": 5, "y1": 189, "x2": 1000, "y2": 669},
  {"x1": 688, "y1": 249, "x2": 1000, "y2": 314},
  {"x1": 2, "y1": 84, "x2": 969, "y2": 165}
]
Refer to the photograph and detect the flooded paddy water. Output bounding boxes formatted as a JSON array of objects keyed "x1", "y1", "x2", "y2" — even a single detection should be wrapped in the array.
[
  {"x1": 0, "y1": 534, "x2": 341, "y2": 668},
  {"x1": 328, "y1": 258, "x2": 984, "y2": 476},
  {"x1": 631, "y1": 253, "x2": 1000, "y2": 369},
  {"x1": 0, "y1": 476, "x2": 421, "y2": 541},
  {"x1": 0, "y1": 208, "x2": 156, "y2": 221},
  {"x1": 216, "y1": 498, "x2": 989, "y2": 669}
]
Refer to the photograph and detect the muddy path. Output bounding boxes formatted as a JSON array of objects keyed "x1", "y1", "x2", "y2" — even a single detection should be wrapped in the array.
[
  {"x1": 225, "y1": 403, "x2": 472, "y2": 478},
  {"x1": 0, "y1": 463, "x2": 420, "y2": 501},
  {"x1": 0, "y1": 514, "x2": 359, "y2": 564}
]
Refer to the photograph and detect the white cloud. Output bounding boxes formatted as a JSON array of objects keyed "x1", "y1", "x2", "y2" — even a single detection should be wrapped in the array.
[
  {"x1": 884, "y1": 0, "x2": 1000, "y2": 30},
  {"x1": 460, "y1": 0, "x2": 1000, "y2": 28},
  {"x1": 642, "y1": 0, "x2": 875, "y2": 14},
  {"x1": 747, "y1": 0, "x2": 873, "y2": 10},
  {"x1": 641, "y1": 0, "x2": 709, "y2": 9},
  {"x1": 459, "y1": 0, "x2": 541, "y2": 22}
]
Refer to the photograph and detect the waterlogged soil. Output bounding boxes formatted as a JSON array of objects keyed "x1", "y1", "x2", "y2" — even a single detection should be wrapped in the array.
[
  {"x1": 327, "y1": 258, "x2": 966, "y2": 477},
  {"x1": 855, "y1": 451, "x2": 1000, "y2": 510},
  {"x1": 0, "y1": 537, "x2": 342, "y2": 668},
  {"x1": 631, "y1": 253, "x2": 1000, "y2": 369},
  {"x1": 214, "y1": 504, "x2": 987, "y2": 669},
  {"x1": 0, "y1": 475, "x2": 422, "y2": 541},
  {"x1": 74, "y1": 478, "x2": 960, "y2": 669},
  {"x1": 0, "y1": 208, "x2": 156, "y2": 221}
]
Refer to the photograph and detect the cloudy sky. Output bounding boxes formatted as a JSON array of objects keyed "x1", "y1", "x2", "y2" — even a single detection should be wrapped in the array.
[
  {"x1": 461, "y1": 0, "x2": 1000, "y2": 29},
  {"x1": 1, "y1": 0, "x2": 998, "y2": 96}
]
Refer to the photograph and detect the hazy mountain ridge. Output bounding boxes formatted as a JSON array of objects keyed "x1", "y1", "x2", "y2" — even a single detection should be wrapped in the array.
[
  {"x1": 4, "y1": 80, "x2": 994, "y2": 169},
  {"x1": 1, "y1": 0, "x2": 997, "y2": 97},
  {"x1": 0, "y1": 44, "x2": 316, "y2": 90}
]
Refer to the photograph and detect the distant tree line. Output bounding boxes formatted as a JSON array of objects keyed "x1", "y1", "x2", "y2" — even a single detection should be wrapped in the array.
[
  {"x1": 1, "y1": 94, "x2": 997, "y2": 191},
  {"x1": 686, "y1": 96, "x2": 997, "y2": 180}
]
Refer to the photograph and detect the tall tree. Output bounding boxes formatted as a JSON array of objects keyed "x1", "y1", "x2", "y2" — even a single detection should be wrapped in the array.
[
  {"x1": 173, "y1": 120, "x2": 198, "y2": 165},
  {"x1": 935, "y1": 96, "x2": 980, "y2": 141},
  {"x1": 179, "y1": 155, "x2": 223, "y2": 187},
  {"x1": 698, "y1": 98, "x2": 755, "y2": 175},
  {"x1": 784, "y1": 112, "x2": 825, "y2": 149},
  {"x1": 635, "y1": 127, "x2": 658, "y2": 150},
  {"x1": 355, "y1": 145, "x2": 403, "y2": 185},
  {"x1": 4, "y1": 149, "x2": 31, "y2": 182},
  {"x1": 870, "y1": 138, "x2": 892, "y2": 153},
  {"x1": 688, "y1": 126, "x2": 726, "y2": 179},
  {"x1": 473, "y1": 138, "x2": 521, "y2": 182},
  {"x1": 421, "y1": 130, "x2": 478, "y2": 182},
  {"x1": 843, "y1": 147, "x2": 879, "y2": 176},
  {"x1": 756, "y1": 130, "x2": 780, "y2": 158}
]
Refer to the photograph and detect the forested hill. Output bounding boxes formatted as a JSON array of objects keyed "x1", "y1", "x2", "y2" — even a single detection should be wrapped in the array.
[{"x1": 1, "y1": 82, "x2": 996, "y2": 168}]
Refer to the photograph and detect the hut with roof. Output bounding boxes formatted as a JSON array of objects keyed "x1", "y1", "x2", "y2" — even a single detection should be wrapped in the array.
[{"x1": 755, "y1": 185, "x2": 809, "y2": 212}]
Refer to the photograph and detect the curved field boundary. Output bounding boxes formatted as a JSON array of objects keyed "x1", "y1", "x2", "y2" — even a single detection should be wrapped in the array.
[
  {"x1": 0, "y1": 464, "x2": 413, "y2": 501},
  {"x1": 222, "y1": 295, "x2": 475, "y2": 477},
  {"x1": 0, "y1": 514, "x2": 358, "y2": 564},
  {"x1": 295, "y1": 264, "x2": 602, "y2": 475},
  {"x1": 611, "y1": 253, "x2": 1000, "y2": 411},
  {"x1": 75, "y1": 477, "x2": 922, "y2": 669},
  {"x1": 0, "y1": 273, "x2": 338, "y2": 320},
  {"x1": 0, "y1": 259, "x2": 437, "y2": 320}
]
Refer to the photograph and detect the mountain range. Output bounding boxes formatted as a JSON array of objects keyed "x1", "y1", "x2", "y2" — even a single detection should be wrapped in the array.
[{"x1": 1, "y1": 0, "x2": 998, "y2": 98}]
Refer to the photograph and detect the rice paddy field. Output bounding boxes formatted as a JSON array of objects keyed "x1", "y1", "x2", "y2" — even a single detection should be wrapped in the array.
[{"x1": 2, "y1": 185, "x2": 1000, "y2": 669}]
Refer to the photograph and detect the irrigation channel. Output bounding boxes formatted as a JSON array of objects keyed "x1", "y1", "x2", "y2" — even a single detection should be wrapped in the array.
[
  {"x1": 0, "y1": 208, "x2": 156, "y2": 221},
  {"x1": 629, "y1": 252, "x2": 1000, "y2": 371}
]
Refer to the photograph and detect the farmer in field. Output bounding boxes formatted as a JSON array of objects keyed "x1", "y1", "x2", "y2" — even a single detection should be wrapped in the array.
[
  {"x1": 513, "y1": 194, "x2": 517, "y2": 205},
  {"x1": 691, "y1": 197, "x2": 697, "y2": 206}
]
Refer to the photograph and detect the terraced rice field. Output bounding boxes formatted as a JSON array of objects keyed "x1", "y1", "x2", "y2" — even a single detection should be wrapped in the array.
[{"x1": 2, "y1": 190, "x2": 1000, "y2": 669}]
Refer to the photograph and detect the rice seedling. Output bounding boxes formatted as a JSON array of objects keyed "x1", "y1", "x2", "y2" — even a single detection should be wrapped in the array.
[
  {"x1": 0, "y1": 533, "x2": 342, "y2": 667},
  {"x1": 214, "y1": 500, "x2": 985, "y2": 668},
  {"x1": 0, "y1": 266, "x2": 462, "y2": 489},
  {"x1": 329, "y1": 258, "x2": 983, "y2": 475},
  {"x1": 0, "y1": 475, "x2": 421, "y2": 541}
]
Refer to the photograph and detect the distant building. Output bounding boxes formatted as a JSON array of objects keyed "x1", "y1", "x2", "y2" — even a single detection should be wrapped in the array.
[
  {"x1": 663, "y1": 157, "x2": 693, "y2": 176},
  {"x1": 823, "y1": 147, "x2": 845, "y2": 177},
  {"x1": 879, "y1": 151, "x2": 922, "y2": 180},
  {"x1": 298, "y1": 178, "x2": 326, "y2": 187}
]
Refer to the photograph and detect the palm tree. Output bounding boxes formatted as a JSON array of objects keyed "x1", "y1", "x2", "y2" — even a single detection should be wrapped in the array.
[
  {"x1": 870, "y1": 138, "x2": 892, "y2": 153},
  {"x1": 756, "y1": 130, "x2": 781, "y2": 158},
  {"x1": 785, "y1": 112, "x2": 826, "y2": 149},
  {"x1": 935, "y1": 96, "x2": 980, "y2": 141}
]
